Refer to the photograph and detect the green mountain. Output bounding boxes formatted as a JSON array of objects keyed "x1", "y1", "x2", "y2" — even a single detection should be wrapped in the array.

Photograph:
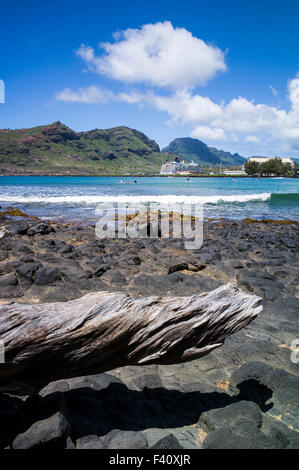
[
  {"x1": 162, "y1": 137, "x2": 246, "y2": 167},
  {"x1": 0, "y1": 122, "x2": 170, "y2": 175}
]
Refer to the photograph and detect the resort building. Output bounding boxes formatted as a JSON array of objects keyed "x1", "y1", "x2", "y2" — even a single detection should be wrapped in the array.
[
  {"x1": 160, "y1": 162, "x2": 178, "y2": 174},
  {"x1": 176, "y1": 170, "x2": 193, "y2": 175},
  {"x1": 160, "y1": 160, "x2": 201, "y2": 175},
  {"x1": 222, "y1": 169, "x2": 247, "y2": 175}
]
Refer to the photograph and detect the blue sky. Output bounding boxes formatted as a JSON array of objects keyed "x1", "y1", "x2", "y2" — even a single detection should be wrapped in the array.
[{"x1": 1, "y1": 0, "x2": 299, "y2": 157}]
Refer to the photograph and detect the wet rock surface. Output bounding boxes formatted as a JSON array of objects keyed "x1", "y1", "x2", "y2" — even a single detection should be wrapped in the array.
[{"x1": 0, "y1": 215, "x2": 298, "y2": 449}]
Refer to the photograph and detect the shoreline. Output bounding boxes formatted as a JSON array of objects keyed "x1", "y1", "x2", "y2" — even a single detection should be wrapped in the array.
[
  {"x1": 1, "y1": 207, "x2": 299, "y2": 227},
  {"x1": 0, "y1": 210, "x2": 298, "y2": 303},
  {"x1": 0, "y1": 173, "x2": 298, "y2": 178}
]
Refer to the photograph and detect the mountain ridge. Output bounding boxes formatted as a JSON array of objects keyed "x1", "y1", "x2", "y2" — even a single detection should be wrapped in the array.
[
  {"x1": 0, "y1": 122, "x2": 169, "y2": 175},
  {"x1": 1, "y1": 123, "x2": 296, "y2": 175},
  {"x1": 161, "y1": 137, "x2": 246, "y2": 167}
]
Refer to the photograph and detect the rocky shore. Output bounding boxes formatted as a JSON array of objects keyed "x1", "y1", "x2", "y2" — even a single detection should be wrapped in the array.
[{"x1": 0, "y1": 212, "x2": 298, "y2": 449}]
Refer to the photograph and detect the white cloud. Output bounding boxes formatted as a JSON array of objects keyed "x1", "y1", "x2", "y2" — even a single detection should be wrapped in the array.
[
  {"x1": 118, "y1": 90, "x2": 151, "y2": 104},
  {"x1": 269, "y1": 85, "x2": 278, "y2": 97},
  {"x1": 151, "y1": 90, "x2": 223, "y2": 124},
  {"x1": 142, "y1": 77, "x2": 299, "y2": 150},
  {"x1": 55, "y1": 86, "x2": 115, "y2": 104},
  {"x1": 191, "y1": 126, "x2": 227, "y2": 141},
  {"x1": 76, "y1": 21, "x2": 227, "y2": 89},
  {"x1": 288, "y1": 77, "x2": 299, "y2": 107},
  {"x1": 55, "y1": 76, "x2": 299, "y2": 151},
  {"x1": 55, "y1": 21, "x2": 299, "y2": 154},
  {"x1": 245, "y1": 135, "x2": 260, "y2": 143}
]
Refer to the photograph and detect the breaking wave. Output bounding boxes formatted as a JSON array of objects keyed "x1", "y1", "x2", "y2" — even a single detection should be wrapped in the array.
[{"x1": 0, "y1": 193, "x2": 272, "y2": 205}]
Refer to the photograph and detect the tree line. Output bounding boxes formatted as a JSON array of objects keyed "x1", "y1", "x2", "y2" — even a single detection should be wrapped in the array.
[{"x1": 244, "y1": 158, "x2": 295, "y2": 177}]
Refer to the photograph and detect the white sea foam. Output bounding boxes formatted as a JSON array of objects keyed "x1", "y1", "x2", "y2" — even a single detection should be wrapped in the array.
[{"x1": 0, "y1": 193, "x2": 271, "y2": 204}]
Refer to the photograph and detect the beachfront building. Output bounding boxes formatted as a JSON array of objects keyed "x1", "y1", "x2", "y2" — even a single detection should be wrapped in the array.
[
  {"x1": 160, "y1": 160, "x2": 201, "y2": 175},
  {"x1": 222, "y1": 169, "x2": 247, "y2": 175},
  {"x1": 248, "y1": 157, "x2": 294, "y2": 167},
  {"x1": 176, "y1": 170, "x2": 193, "y2": 175},
  {"x1": 160, "y1": 162, "x2": 179, "y2": 174}
]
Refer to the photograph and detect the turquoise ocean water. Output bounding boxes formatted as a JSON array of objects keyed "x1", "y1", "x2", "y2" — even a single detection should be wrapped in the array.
[{"x1": 0, "y1": 176, "x2": 298, "y2": 221}]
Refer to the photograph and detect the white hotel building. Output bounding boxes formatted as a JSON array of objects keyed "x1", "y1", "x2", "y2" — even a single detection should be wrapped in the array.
[{"x1": 160, "y1": 160, "x2": 200, "y2": 175}]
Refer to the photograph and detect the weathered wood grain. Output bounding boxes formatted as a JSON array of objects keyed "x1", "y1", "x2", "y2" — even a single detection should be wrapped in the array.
[{"x1": 0, "y1": 283, "x2": 262, "y2": 395}]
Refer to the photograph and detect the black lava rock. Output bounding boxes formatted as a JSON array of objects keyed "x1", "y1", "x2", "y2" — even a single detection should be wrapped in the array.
[
  {"x1": 34, "y1": 267, "x2": 61, "y2": 285},
  {"x1": 27, "y1": 223, "x2": 55, "y2": 237}
]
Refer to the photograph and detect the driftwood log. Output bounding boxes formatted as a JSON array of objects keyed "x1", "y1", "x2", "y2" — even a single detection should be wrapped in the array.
[{"x1": 0, "y1": 284, "x2": 262, "y2": 395}]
